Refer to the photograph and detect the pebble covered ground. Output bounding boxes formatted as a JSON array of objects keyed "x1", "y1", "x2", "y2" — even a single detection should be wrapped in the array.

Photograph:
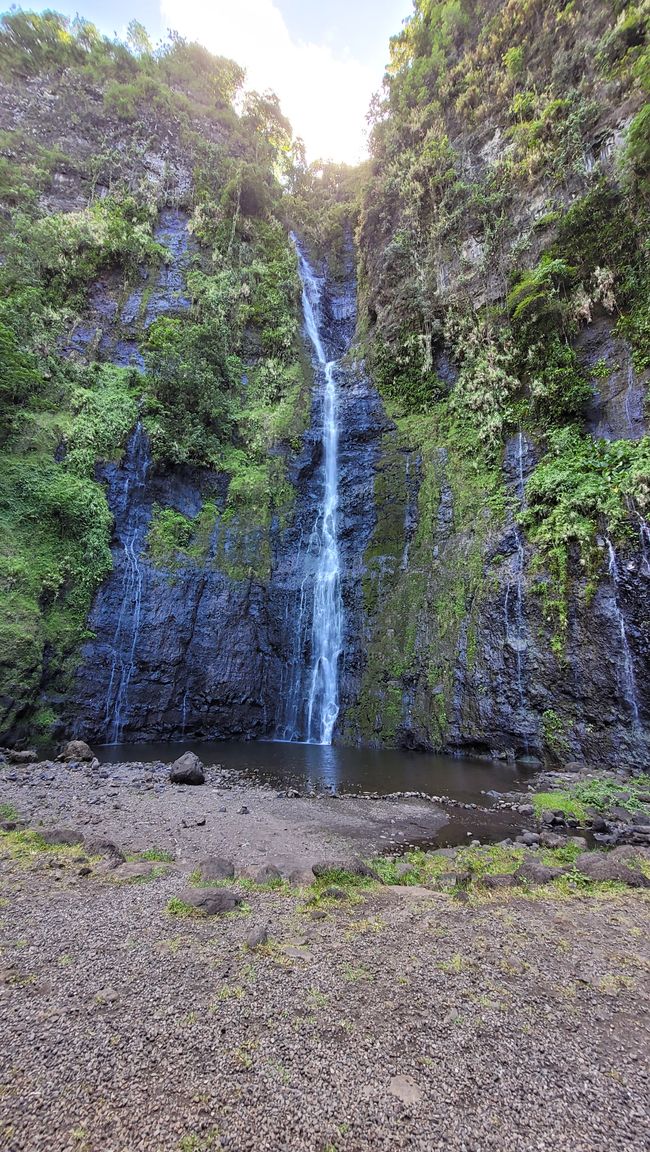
[{"x1": 1, "y1": 757, "x2": 649, "y2": 1151}]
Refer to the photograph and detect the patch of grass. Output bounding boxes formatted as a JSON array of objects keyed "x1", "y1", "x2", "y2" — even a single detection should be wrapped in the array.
[
  {"x1": 344, "y1": 917, "x2": 384, "y2": 939},
  {"x1": 538, "y1": 842, "x2": 583, "y2": 867},
  {"x1": 306, "y1": 987, "x2": 328, "y2": 1010},
  {"x1": 532, "y1": 790, "x2": 587, "y2": 821},
  {"x1": 178, "y1": 1131, "x2": 222, "y2": 1152},
  {"x1": 166, "y1": 897, "x2": 200, "y2": 918},
  {"x1": 0, "y1": 827, "x2": 88, "y2": 863},
  {"x1": 131, "y1": 847, "x2": 175, "y2": 863},
  {"x1": 455, "y1": 844, "x2": 526, "y2": 877},
  {"x1": 311, "y1": 867, "x2": 376, "y2": 891},
  {"x1": 0, "y1": 803, "x2": 19, "y2": 820},
  {"x1": 341, "y1": 963, "x2": 374, "y2": 982},
  {"x1": 532, "y1": 774, "x2": 650, "y2": 822},
  {"x1": 212, "y1": 984, "x2": 245, "y2": 1005}
]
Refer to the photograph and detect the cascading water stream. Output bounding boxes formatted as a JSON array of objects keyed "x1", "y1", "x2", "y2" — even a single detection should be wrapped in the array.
[
  {"x1": 605, "y1": 537, "x2": 640, "y2": 724},
  {"x1": 636, "y1": 513, "x2": 650, "y2": 577},
  {"x1": 278, "y1": 241, "x2": 343, "y2": 745},
  {"x1": 103, "y1": 421, "x2": 149, "y2": 743},
  {"x1": 504, "y1": 432, "x2": 527, "y2": 713}
]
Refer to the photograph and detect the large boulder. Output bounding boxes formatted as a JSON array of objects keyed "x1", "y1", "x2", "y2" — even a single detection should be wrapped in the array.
[
  {"x1": 574, "y1": 851, "x2": 650, "y2": 887},
  {"x1": 57, "y1": 740, "x2": 95, "y2": 763},
  {"x1": 85, "y1": 838, "x2": 126, "y2": 867},
  {"x1": 198, "y1": 856, "x2": 234, "y2": 883},
  {"x1": 169, "y1": 752, "x2": 204, "y2": 785},
  {"x1": 180, "y1": 888, "x2": 242, "y2": 916}
]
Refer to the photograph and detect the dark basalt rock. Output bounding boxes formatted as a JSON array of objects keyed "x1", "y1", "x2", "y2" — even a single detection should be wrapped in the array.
[
  {"x1": 574, "y1": 851, "x2": 650, "y2": 886},
  {"x1": 57, "y1": 218, "x2": 648, "y2": 767},
  {"x1": 169, "y1": 752, "x2": 204, "y2": 786},
  {"x1": 198, "y1": 856, "x2": 234, "y2": 882},
  {"x1": 181, "y1": 888, "x2": 243, "y2": 916},
  {"x1": 515, "y1": 861, "x2": 566, "y2": 886},
  {"x1": 57, "y1": 740, "x2": 95, "y2": 763},
  {"x1": 67, "y1": 237, "x2": 386, "y2": 747}
]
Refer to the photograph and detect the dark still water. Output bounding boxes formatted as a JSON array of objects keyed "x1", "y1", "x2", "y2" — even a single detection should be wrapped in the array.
[{"x1": 97, "y1": 740, "x2": 535, "y2": 803}]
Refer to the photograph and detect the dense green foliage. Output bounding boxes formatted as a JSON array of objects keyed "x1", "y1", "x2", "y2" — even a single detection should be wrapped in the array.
[
  {"x1": 348, "y1": 0, "x2": 650, "y2": 745},
  {"x1": 0, "y1": 9, "x2": 307, "y2": 739}
]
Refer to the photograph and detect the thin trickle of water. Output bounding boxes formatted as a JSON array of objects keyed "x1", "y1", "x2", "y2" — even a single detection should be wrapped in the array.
[
  {"x1": 278, "y1": 240, "x2": 343, "y2": 746},
  {"x1": 504, "y1": 433, "x2": 527, "y2": 712},
  {"x1": 104, "y1": 422, "x2": 149, "y2": 743},
  {"x1": 605, "y1": 537, "x2": 640, "y2": 723},
  {"x1": 636, "y1": 513, "x2": 650, "y2": 577}
]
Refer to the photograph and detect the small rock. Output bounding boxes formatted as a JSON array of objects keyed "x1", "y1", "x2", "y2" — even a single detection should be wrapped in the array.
[
  {"x1": 39, "y1": 828, "x2": 84, "y2": 847},
  {"x1": 181, "y1": 816, "x2": 206, "y2": 828},
  {"x1": 539, "y1": 832, "x2": 567, "y2": 849},
  {"x1": 518, "y1": 804, "x2": 534, "y2": 816},
  {"x1": 169, "y1": 752, "x2": 205, "y2": 786},
  {"x1": 95, "y1": 987, "x2": 119, "y2": 1005},
  {"x1": 245, "y1": 925, "x2": 269, "y2": 950},
  {"x1": 5, "y1": 749, "x2": 38, "y2": 765},
  {"x1": 516, "y1": 861, "x2": 565, "y2": 886},
  {"x1": 310, "y1": 909, "x2": 327, "y2": 920},
  {"x1": 482, "y1": 873, "x2": 518, "y2": 889},
  {"x1": 388, "y1": 1075, "x2": 423, "y2": 1105},
  {"x1": 57, "y1": 740, "x2": 95, "y2": 763},
  {"x1": 237, "y1": 805, "x2": 250, "y2": 815},
  {"x1": 198, "y1": 856, "x2": 234, "y2": 882},
  {"x1": 520, "y1": 831, "x2": 540, "y2": 847},
  {"x1": 281, "y1": 944, "x2": 311, "y2": 961},
  {"x1": 180, "y1": 888, "x2": 242, "y2": 916},
  {"x1": 78, "y1": 866, "x2": 92, "y2": 877}
]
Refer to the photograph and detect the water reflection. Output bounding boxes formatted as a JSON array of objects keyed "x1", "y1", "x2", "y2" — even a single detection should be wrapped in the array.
[{"x1": 98, "y1": 739, "x2": 534, "y2": 803}]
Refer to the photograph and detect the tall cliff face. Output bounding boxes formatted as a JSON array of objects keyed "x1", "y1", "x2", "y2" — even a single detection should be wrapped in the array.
[
  {"x1": 70, "y1": 234, "x2": 386, "y2": 744},
  {"x1": 0, "y1": 17, "x2": 311, "y2": 744},
  {"x1": 348, "y1": 0, "x2": 650, "y2": 765},
  {"x1": 1, "y1": 6, "x2": 649, "y2": 769}
]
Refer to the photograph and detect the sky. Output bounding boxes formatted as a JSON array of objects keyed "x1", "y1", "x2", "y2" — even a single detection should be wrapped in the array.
[{"x1": 28, "y1": 0, "x2": 414, "y2": 162}]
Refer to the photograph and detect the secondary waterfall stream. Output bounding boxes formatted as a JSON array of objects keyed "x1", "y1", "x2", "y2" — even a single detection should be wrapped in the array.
[
  {"x1": 277, "y1": 241, "x2": 343, "y2": 745},
  {"x1": 605, "y1": 537, "x2": 640, "y2": 724},
  {"x1": 103, "y1": 422, "x2": 149, "y2": 744}
]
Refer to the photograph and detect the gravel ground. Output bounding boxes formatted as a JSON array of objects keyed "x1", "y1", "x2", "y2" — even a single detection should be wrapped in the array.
[
  {"x1": 1, "y1": 761, "x2": 649, "y2": 1151},
  {"x1": 0, "y1": 757, "x2": 527, "y2": 868}
]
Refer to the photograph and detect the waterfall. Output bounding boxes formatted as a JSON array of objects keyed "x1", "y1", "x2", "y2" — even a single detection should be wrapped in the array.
[
  {"x1": 504, "y1": 432, "x2": 527, "y2": 713},
  {"x1": 605, "y1": 537, "x2": 640, "y2": 724},
  {"x1": 277, "y1": 241, "x2": 343, "y2": 745},
  {"x1": 103, "y1": 422, "x2": 149, "y2": 743}
]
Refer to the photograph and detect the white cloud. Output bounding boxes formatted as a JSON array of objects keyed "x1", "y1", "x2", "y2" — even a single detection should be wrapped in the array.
[{"x1": 159, "y1": 0, "x2": 381, "y2": 163}]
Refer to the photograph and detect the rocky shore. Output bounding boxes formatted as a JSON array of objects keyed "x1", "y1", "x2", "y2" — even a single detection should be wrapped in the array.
[{"x1": 1, "y1": 746, "x2": 650, "y2": 1151}]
